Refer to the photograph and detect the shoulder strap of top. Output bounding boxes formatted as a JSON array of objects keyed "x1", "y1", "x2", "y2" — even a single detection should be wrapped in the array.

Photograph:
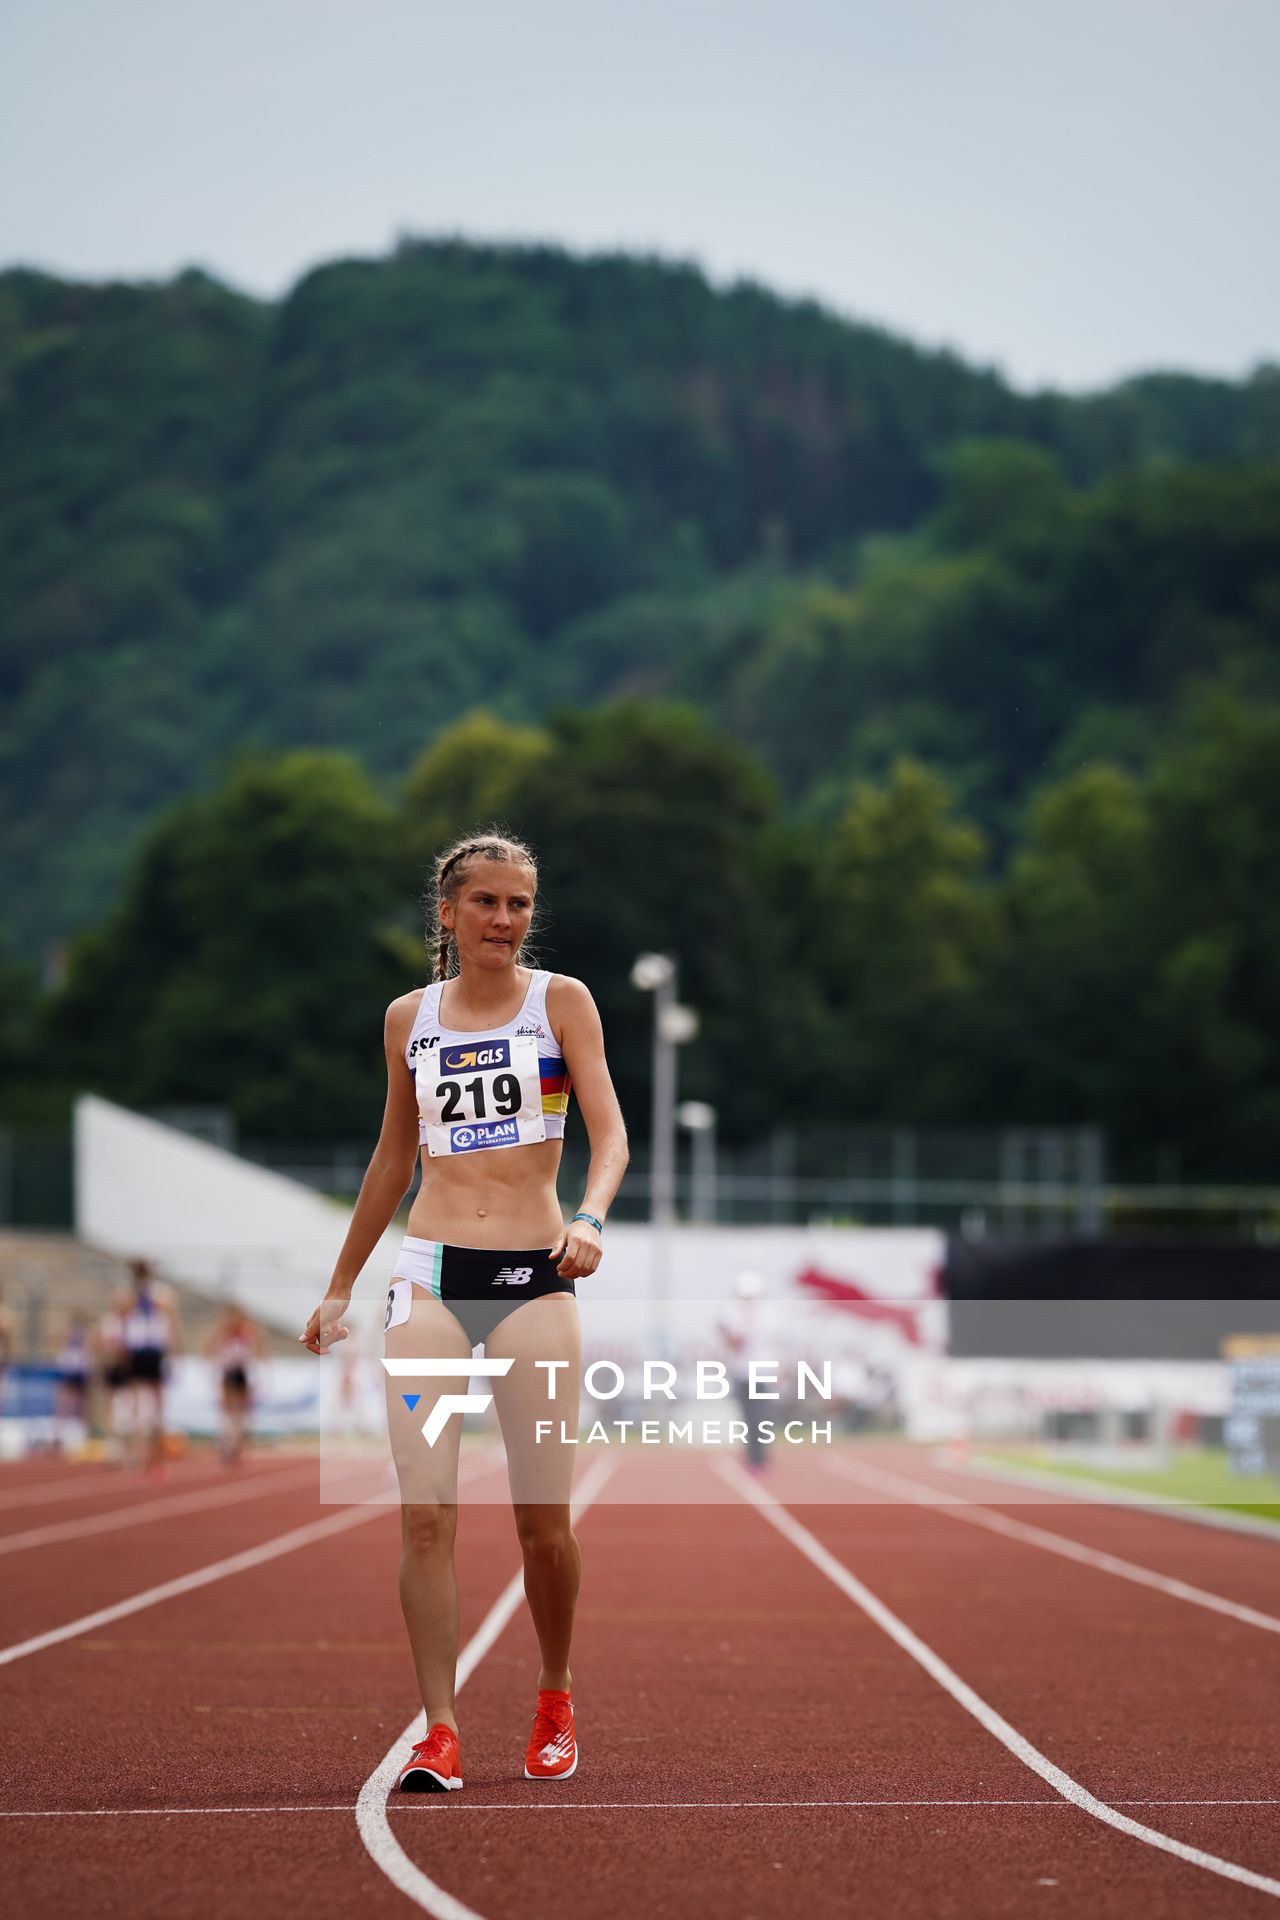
[
  {"x1": 525, "y1": 968, "x2": 552, "y2": 1027},
  {"x1": 532, "y1": 968, "x2": 569, "y2": 1042},
  {"x1": 405, "y1": 982, "x2": 442, "y2": 1056}
]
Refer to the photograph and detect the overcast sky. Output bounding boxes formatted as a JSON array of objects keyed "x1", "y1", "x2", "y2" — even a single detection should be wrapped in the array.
[{"x1": 3, "y1": 0, "x2": 1275, "y2": 391}]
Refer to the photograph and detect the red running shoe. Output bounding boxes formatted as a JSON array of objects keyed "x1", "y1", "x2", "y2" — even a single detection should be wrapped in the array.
[
  {"x1": 397, "y1": 1722, "x2": 463, "y2": 1792},
  {"x1": 524, "y1": 1688, "x2": 577, "y2": 1780}
]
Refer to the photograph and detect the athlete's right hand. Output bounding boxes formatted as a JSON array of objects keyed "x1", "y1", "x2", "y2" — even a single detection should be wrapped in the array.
[{"x1": 299, "y1": 1293, "x2": 351, "y2": 1356}]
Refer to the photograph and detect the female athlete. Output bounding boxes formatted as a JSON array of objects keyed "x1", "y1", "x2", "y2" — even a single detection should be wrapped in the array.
[
  {"x1": 300, "y1": 830, "x2": 628, "y2": 1792},
  {"x1": 120, "y1": 1258, "x2": 179, "y2": 1476},
  {"x1": 208, "y1": 1304, "x2": 264, "y2": 1466}
]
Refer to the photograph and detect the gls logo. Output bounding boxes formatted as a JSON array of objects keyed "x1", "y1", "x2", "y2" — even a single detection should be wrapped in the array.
[
  {"x1": 492, "y1": 1266, "x2": 533, "y2": 1287},
  {"x1": 382, "y1": 1357, "x2": 515, "y2": 1446},
  {"x1": 441, "y1": 1041, "x2": 511, "y2": 1074}
]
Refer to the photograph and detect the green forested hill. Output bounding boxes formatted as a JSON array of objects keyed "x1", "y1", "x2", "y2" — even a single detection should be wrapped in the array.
[{"x1": 3, "y1": 240, "x2": 1280, "y2": 957}]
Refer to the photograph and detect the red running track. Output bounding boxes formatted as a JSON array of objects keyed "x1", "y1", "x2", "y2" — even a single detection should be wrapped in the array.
[{"x1": 1, "y1": 1441, "x2": 1277, "y2": 1919}]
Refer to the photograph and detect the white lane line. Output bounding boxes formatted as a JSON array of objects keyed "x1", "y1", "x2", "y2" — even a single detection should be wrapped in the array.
[
  {"x1": 720, "y1": 1460, "x2": 1280, "y2": 1902},
  {"x1": 0, "y1": 1464, "x2": 227, "y2": 1512},
  {"x1": 942, "y1": 1452, "x2": 1280, "y2": 1544},
  {"x1": 0, "y1": 1503, "x2": 389, "y2": 1667},
  {"x1": 355, "y1": 1454, "x2": 617, "y2": 1920},
  {"x1": 405, "y1": 1797, "x2": 1280, "y2": 1808},
  {"x1": 0, "y1": 1462, "x2": 330, "y2": 1557},
  {"x1": 0, "y1": 1472, "x2": 119, "y2": 1511},
  {"x1": 825, "y1": 1455, "x2": 1280, "y2": 1636},
  {"x1": 7, "y1": 1798, "x2": 1280, "y2": 1820},
  {"x1": 413, "y1": 1797, "x2": 1280, "y2": 1809},
  {"x1": 0, "y1": 1453, "x2": 504, "y2": 1668}
]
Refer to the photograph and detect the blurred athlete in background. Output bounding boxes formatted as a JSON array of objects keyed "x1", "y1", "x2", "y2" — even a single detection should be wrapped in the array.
[
  {"x1": 120, "y1": 1258, "x2": 180, "y2": 1476},
  {"x1": 0, "y1": 1284, "x2": 13, "y2": 1420},
  {"x1": 97, "y1": 1296, "x2": 130, "y2": 1459},
  {"x1": 208, "y1": 1304, "x2": 264, "y2": 1466},
  {"x1": 718, "y1": 1269, "x2": 773, "y2": 1475},
  {"x1": 54, "y1": 1311, "x2": 92, "y2": 1452}
]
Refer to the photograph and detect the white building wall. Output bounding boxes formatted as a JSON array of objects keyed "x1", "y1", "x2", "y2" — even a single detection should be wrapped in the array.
[{"x1": 74, "y1": 1094, "x2": 403, "y2": 1335}]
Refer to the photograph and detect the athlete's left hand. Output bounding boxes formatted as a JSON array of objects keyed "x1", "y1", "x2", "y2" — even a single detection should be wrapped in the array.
[
  {"x1": 552, "y1": 1220, "x2": 602, "y2": 1281},
  {"x1": 298, "y1": 1290, "x2": 351, "y2": 1356}
]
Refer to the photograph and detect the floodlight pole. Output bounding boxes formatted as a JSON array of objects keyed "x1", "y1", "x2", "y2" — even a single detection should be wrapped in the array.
[
  {"x1": 677, "y1": 1101, "x2": 718, "y2": 1224},
  {"x1": 652, "y1": 974, "x2": 677, "y2": 1238},
  {"x1": 631, "y1": 953, "x2": 696, "y2": 1352}
]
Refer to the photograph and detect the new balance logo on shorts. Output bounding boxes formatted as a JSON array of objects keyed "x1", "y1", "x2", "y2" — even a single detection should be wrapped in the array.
[{"x1": 492, "y1": 1266, "x2": 534, "y2": 1287}]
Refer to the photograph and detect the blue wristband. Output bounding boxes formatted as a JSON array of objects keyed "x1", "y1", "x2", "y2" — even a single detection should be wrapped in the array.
[{"x1": 572, "y1": 1212, "x2": 604, "y2": 1234}]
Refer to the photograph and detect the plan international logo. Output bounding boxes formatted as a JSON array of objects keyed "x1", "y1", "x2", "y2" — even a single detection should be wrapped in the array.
[{"x1": 451, "y1": 1119, "x2": 520, "y2": 1150}]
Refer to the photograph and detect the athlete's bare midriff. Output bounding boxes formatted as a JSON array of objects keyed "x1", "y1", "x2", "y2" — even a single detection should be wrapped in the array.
[{"x1": 407, "y1": 1138, "x2": 566, "y2": 1250}]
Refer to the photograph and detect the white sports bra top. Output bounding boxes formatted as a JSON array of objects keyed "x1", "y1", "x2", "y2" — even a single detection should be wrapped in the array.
[{"x1": 404, "y1": 968, "x2": 572, "y2": 1158}]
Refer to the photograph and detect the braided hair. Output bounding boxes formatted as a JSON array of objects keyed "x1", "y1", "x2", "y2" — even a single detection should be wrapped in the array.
[{"x1": 428, "y1": 830, "x2": 539, "y2": 981}]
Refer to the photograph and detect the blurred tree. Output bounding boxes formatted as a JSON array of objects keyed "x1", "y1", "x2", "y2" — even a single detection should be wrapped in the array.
[
  {"x1": 48, "y1": 752, "x2": 410, "y2": 1137},
  {"x1": 506, "y1": 473, "x2": 632, "y2": 633},
  {"x1": 989, "y1": 696, "x2": 1280, "y2": 1177},
  {"x1": 812, "y1": 761, "x2": 998, "y2": 1121},
  {"x1": 993, "y1": 764, "x2": 1159, "y2": 1133},
  {"x1": 0, "y1": 948, "x2": 47, "y2": 1123},
  {"x1": 23, "y1": 684, "x2": 1280, "y2": 1182},
  {"x1": 5, "y1": 246, "x2": 1280, "y2": 966},
  {"x1": 1143, "y1": 691, "x2": 1280, "y2": 1176},
  {"x1": 499, "y1": 702, "x2": 785, "y2": 1139},
  {"x1": 928, "y1": 439, "x2": 1070, "y2": 551},
  {"x1": 399, "y1": 709, "x2": 554, "y2": 897}
]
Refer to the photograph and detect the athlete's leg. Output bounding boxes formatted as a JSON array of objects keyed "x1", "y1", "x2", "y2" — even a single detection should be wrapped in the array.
[
  {"x1": 117, "y1": 1379, "x2": 138, "y2": 1468},
  {"x1": 221, "y1": 1382, "x2": 247, "y2": 1464},
  {"x1": 147, "y1": 1382, "x2": 166, "y2": 1469},
  {"x1": 128, "y1": 1379, "x2": 163, "y2": 1471},
  {"x1": 487, "y1": 1294, "x2": 582, "y2": 1691},
  {"x1": 385, "y1": 1288, "x2": 472, "y2": 1733},
  {"x1": 106, "y1": 1378, "x2": 128, "y2": 1461}
]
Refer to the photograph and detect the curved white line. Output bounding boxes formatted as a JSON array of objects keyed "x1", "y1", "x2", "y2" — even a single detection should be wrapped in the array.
[
  {"x1": 722, "y1": 1461, "x2": 1280, "y2": 1901},
  {"x1": 826, "y1": 1454, "x2": 1280, "y2": 1633},
  {"x1": 355, "y1": 1454, "x2": 615, "y2": 1917}
]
